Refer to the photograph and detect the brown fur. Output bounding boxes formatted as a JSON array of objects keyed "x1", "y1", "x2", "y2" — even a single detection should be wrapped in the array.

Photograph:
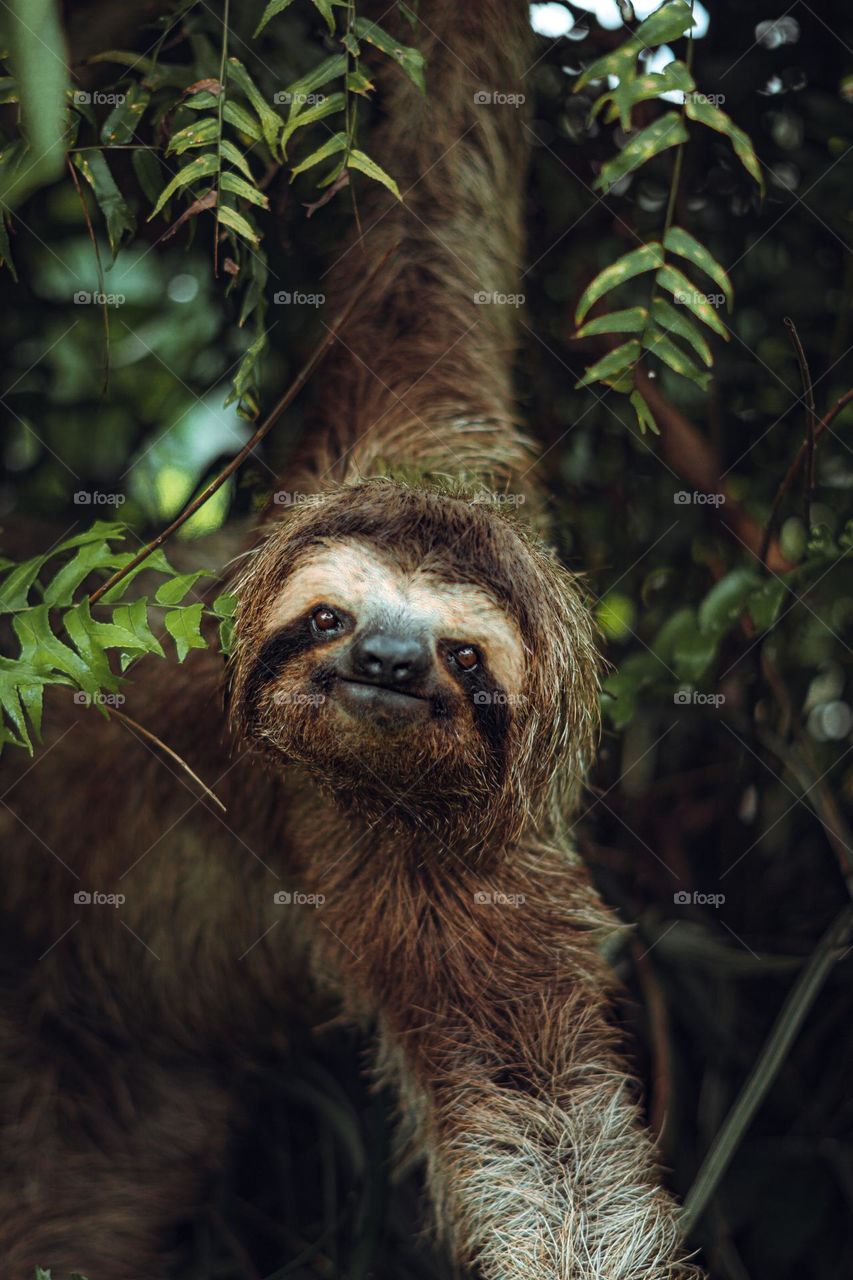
[{"x1": 0, "y1": 3, "x2": 702, "y2": 1277}]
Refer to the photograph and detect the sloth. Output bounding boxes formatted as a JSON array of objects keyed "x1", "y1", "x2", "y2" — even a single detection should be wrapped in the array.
[{"x1": 0, "y1": 2, "x2": 702, "y2": 1278}]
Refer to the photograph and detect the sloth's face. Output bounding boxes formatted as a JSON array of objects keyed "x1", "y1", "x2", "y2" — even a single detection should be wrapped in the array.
[
  {"x1": 238, "y1": 540, "x2": 523, "y2": 842},
  {"x1": 230, "y1": 484, "x2": 600, "y2": 852}
]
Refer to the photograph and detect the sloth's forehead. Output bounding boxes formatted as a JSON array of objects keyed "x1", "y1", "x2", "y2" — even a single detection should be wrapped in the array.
[{"x1": 265, "y1": 538, "x2": 525, "y2": 685}]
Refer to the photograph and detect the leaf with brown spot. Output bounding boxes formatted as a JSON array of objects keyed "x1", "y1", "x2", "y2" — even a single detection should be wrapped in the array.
[{"x1": 183, "y1": 78, "x2": 222, "y2": 98}]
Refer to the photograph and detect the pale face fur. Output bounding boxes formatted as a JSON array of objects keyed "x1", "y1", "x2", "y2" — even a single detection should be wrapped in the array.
[{"x1": 264, "y1": 539, "x2": 526, "y2": 695}]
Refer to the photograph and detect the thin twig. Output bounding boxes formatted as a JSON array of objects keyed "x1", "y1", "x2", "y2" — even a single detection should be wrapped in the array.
[
  {"x1": 88, "y1": 244, "x2": 396, "y2": 606},
  {"x1": 783, "y1": 317, "x2": 817, "y2": 526},
  {"x1": 759, "y1": 385, "x2": 853, "y2": 568},
  {"x1": 109, "y1": 706, "x2": 227, "y2": 812}
]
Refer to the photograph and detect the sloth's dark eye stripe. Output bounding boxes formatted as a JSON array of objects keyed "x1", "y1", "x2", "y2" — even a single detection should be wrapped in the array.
[
  {"x1": 461, "y1": 665, "x2": 511, "y2": 754},
  {"x1": 243, "y1": 619, "x2": 315, "y2": 716}
]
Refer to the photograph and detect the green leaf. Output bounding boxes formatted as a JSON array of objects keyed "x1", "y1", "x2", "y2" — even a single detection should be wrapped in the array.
[
  {"x1": 1, "y1": 0, "x2": 69, "y2": 208},
  {"x1": 281, "y1": 54, "x2": 347, "y2": 120},
  {"x1": 148, "y1": 152, "x2": 219, "y2": 219},
  {"x1": 164, "y1": 603, "x2": 207, "y2": 661},
  {"x1": 42, "y1": 541, "x2": 113, "y2": 606},
  {"x1": 220, "y1": 138, "x2": 255, "y2": 179},
  {"x1": 216, "y1": 204, "x2": 259, "y2": 245},
  {"x1": 167, "y1": 115, "x2": 219, "y2": 156},
  {"x1": 352, "y1": 18, "x2": 426, "y2": 94},
  {"x1": 226, "y1": 57, "x2": 284, "y2": 153},
  {"x1": 222, "y1": 99, "x2": 263, "y2": 141},
  {"x1": 220, "y1": 171, "x2": 269, "y2": 208},
  {"x1": 95, "y1": 547, "x2": 175, "y2": 603},
  {"x1": 238, "y1": 247, "x2": 268, "y2": 326},
  {"x1": 643, "y1": 328, "x2": 711, "y2": 389},
  {"x1": 685, "y1": 95, "x2": 764, "y2": 191},
  {"x1": 132, "y1": 148, "x2": 165, "y2": 204},
  {"x1": 577, "y1": 1, "x2": 694, "y2": 91},
  {"x1": 575, "y1": 306, "x2": 648, "y2": 338},
  {"x1": 225, "y1": 327, "x2": 268, "y2": 407},
  {"x1": 346, "y1": 70, "x2": 374, "y2": 97},
  {"x1": 100, "y1": 82, "x2": 150, "y2": 146},
  {"x1": 211, "y1": 592, "x2": 238, "y2": 618},
  {"x1": 280, "y1": 91, "x2": 345, "y2": 154},
  {"x1": 698, "y1": 568, "x2": 762, "y2": 639},
  {"x1": 72, "y1": 150, "x2": 136, "y2": 262},
  {"x1": 63, "y1": 599, "x2": 147, "y2": 683},
  {"x1": 651, "y1": 297, "x2": 713, "y2": 366},
  {"x1": 14, "y1": 606, "x2": 94, "y2": 689},
  {"x1": 748, "y1": 579, "x2": 787, "y2": 631},
  {"x1": 290, "y1": 131, "x2": 348, "y2": 178},
  {"x1": 154, "y1": 571, "x2": 208, "y2": 605},
  {"x1": 346, "y1": 149, "x2": 401, "y2": 198},
  {"x1": 656, "y1": 263, "x2": 729, "y2": 338},
  {"x1": 654, "y1": 607, "x2": 717, "y2": 682},
  {"x1": 634, "y1": 0, "x2": 696, "y2": 47},
  {"x1": 595, "y1": 112, "x2": 688, "y2": 192},
  {"x1": 575, "y1": 340, "x2": 641, "y2": 390},
  {"x1": 593, "y1": 60, "x2": 695, "y2": 130},
  {"x1": 575, "y1": 243, "x2": 664, "y2": 324},
  {"x1": 663, "y1": 227, "x2": 733, "y2": 303},
  {"x1": 111, "y1": 597, "x2": 165, "y2": 659},
  {"x1": 0, "y1": 556, "x2": 47, "y2": 612},
  {"x1": 253, "y1": 0, "x2": 297, "y2": 37},
  {"x1": 311, "y1": 0, "x2": 340, "y2": 35},
  {"x1": 629, "y1": 390, "x2": 659, "y2": 435}
]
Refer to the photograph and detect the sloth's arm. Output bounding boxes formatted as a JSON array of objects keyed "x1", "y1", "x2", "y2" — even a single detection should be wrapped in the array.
[{"x1": 312, "y1": 842, "x2": 699, "y2": 1280}]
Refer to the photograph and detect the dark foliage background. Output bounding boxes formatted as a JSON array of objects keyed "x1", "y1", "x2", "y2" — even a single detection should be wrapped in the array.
[{"x1": 1, "y1": 2, "x2": 852, "y2": 1279}]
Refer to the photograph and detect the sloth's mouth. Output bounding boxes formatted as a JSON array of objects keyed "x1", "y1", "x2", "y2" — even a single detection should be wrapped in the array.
[{"x1": 333, "y1": 677, "x2": 431, "y2": 723}]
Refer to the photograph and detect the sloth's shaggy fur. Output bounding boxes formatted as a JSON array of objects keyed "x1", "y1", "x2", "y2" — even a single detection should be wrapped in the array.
[{"x1": 0, "y1": 2, "x2": 703, "y2": 1277}]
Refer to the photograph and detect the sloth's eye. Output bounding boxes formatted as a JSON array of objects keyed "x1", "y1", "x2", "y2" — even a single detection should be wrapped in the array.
[
  {"x1": 312, "y1": 606, "x2": 342, "y2": 634},
  {"x1": 452, "y1": 645, "x2": 479, "y2": 671}
]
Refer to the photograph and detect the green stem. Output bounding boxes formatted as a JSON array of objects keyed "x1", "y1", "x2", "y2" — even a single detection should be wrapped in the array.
[{"x1": 214, "y1": 0, "x2": 230, "y2": 276}]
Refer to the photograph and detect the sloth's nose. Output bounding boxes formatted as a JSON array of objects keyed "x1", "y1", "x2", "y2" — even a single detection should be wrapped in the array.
[{"x1": 350, "y1": 631, "x2": 430, "y2": 687}]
